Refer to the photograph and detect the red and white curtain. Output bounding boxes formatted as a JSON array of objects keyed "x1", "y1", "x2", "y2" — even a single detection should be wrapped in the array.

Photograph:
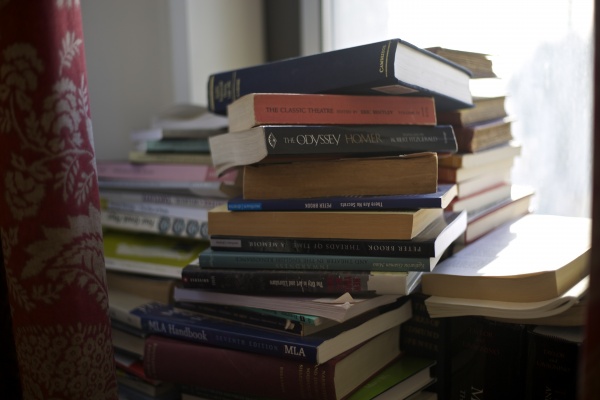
[{"x1": 0, "y1": 1, "x2": 117, "y2": 398}]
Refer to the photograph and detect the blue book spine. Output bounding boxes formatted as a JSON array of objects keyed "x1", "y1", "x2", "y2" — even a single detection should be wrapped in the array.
[
  {"x1": 132, "y1": 303, "x2": 323, "y2": 362},
  {"x1": 198, "y1": 248, "x2": 433, "y2": 272},
  {"x1": 227, "y1": 183, "x2": 456, "y2": 211}
]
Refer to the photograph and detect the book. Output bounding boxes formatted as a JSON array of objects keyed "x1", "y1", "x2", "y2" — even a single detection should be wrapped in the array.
[
  {"x1": 421, "y1": 213, "x2": 592, "y2": 302},
  {"x1": 100, "y1": 209, "x2": 209, "y2": 240},
  {"x1": 424, "y1": 275, "x2": 589, "y2": 319},
  {"x1": 100, "y1": 189, "x2": 226, "y2": 210},
  {"x1": 242, "y1": 153, "x2": 439, "y2": 199},
  {"x1": 346, "y1": 355, "x2": 436, "y2": 400},
  {"x1": 525, "y1": 325, "x2": 584, "y2": 400},
  {"x1": 99, "y1": 179, "x2": 241, "y2": 199},
  {"x1": 438, "y1": 154, "x2": 515, "y2": 183},
  {"x1": 130, "y1": 103, "x2": 228, "y2": 142},
  {"x1": 452, "y1": 117, "x2": 514, "y2": 153},
  {"x1": 128, "y1": 150, "x2": 214, "y2": 165},
  {"x1": 97, "y1": 160, "x2": 237, "y2": 183},
  {"x1": 209, "y1": 210, "x2": 467, "y2": 259},
  {"x1": 112, "y1": 326, "x2": 146, "y2": 359},
  {"x1": 103, "y1": 230, "x2": 209, "y2": 279},
  {"x1": 227, "y1": 183, "x2": 457, "y2": 211},
  {"x1": 182, "y1": 263, "x2": 423, "y2": 295},
  {"x1": 172, "y1": 288, "x2": 404, "y2": 323},
  {"x1": 436, "y1": 95, "x2": 508, "y2": 127},
  {"x1": 453, "y1": 167, "x2": 511, "y2": 198},
  {"x1": 135, "y1": 138, "x2": 211, "y2": 154},
  {"x1": 123, "y1": 298, "x2": 411, "y2": 364},
  {"x1": 425, "y1": 47, "x2": 497, "y2": 79},
  {"x1": 144, "y1": 325, "x2": 402, "y2": 400},
  {"x1": 207, "y1": 204, "x2": 444, "y2": 240},
  {"x1": 207, "y1": 38, "x2": 473, "y2": 115},
  {"x1": 101, "y1": 195, "x2": 216, "y2": 221},
  {"x1": 438, "y1": 141, "x2": 521, "y2": 168},
  {"x1": 446, "y1": 182, "x2": 513, "y2": 213},
  {"x1": 208, "y1": 124, "x2": 457, "y2": 175},
  {"x1": 459, "y1": 185, "x2": 534, "y2": 245},
  {"x1": 448, "y1": 318, "x2": 529, "y2": 400},
  {"x1": 227, "y1": 93, "x2": 437, "y2": 132},
  {"x1": 106, "y1": 270, "x2": 177, "y2": 304}
]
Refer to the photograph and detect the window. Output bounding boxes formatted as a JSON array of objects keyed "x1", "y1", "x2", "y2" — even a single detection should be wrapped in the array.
[{"x1": 319, "y1": 0, "x2": 594, "y2": 217}]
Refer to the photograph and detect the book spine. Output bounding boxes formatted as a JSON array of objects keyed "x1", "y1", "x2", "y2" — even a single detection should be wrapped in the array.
[
  {"x1": 100, "y1": 209, "x2": 208, "y2": 240},
  {"x1": 259, "y1": 124, "x2": 457, "y2": 155},
  {"x1": 143, "y1": 335, "x2": 337, "y2": 399},
  {"x1": 230, "y1": 94, "x2": 437, "y2": 131},
  {"x1": 209, "y1": 235, "x2": 436, "y2": 257},
  {"x1": 135, "y1": 306, "x2": 320, "y2": 362},
  {"x1": 208, "y1": 40, "x2": 399, "y2": 114},
  {"x1": 198, "y1": 249, "x2": 432, "y2": 272}
]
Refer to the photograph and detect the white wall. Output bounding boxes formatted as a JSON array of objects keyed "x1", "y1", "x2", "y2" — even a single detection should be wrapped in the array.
[{"x1": 81, "y1": 0, "x2": 265, "y2": 161}]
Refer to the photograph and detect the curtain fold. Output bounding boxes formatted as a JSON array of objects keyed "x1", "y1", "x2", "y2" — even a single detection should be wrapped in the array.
[{"x1": 0, "y1": 1, "x2": 117, "y2": 399}]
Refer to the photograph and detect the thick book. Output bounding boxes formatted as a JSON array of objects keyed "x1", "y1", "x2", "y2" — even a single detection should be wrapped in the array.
[
  {"x1": 227, "y1": 93, "x2": 437, "y2": 132},
  {"x1": 103, "y1": 230, "x2": 208, "y2": 279},
  {"x1": 106, "y1": 270, "x2": 177, "y2": 304},
  {"x1": 122, "y1": 297, "x2": 411, "y2": 364},
  {"x1": 209, "y1": 210, "x2": 466, "y2": 259},
  {"x1": 425, "y1": 47, "x2": 497, "y2": 79},
  {"x1": 227, "y1": 183, "x2": 457, "y2": 211},
  {"x1": 452, "y1": 116, "x2": 514, "y2": 153},
  {"x1": 100, "y1": 209, "x2": 209, "y2": 240},
  {"x1": 421, "y1": 213, "x2": 592, "y2": 302},
  {"x1": 525, "y1": 325, "x2": 584, "y2": 400},
  {"x1": 438, "y1": 141, "x2": 521, "y2": 168},
  {"x1": 436, "y1": 95, "x2": 508, "y2": 127},
  {"x1": 208, "y1": 124, "x2": 457, "y2": 175},
  {"x1": 207, "y1": 38, "x2": 473, "y2": 115},
  {"x1": 346, "y1": 355, "x2": 436, "y2": 400},
  {"x1": 144, "y1": 325, "x2": 402, "y2": 400},
  {"x1": 207, "y1": 204, "x2": 443, "y2": 240},
  {"x1": 242, "y1": 153, "x2": 439, "y2": 199},
  {"x1": 172, "y1": 288, "x2": 404, "y2": 323},
  {"x1": 182, "y1": 263, "x2": 423, "y2": 296}
]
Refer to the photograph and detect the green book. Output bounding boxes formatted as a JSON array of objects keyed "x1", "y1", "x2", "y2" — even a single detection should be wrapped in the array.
[{"x1": 347, "y1": 355, "x2": 436, "y2": 400}]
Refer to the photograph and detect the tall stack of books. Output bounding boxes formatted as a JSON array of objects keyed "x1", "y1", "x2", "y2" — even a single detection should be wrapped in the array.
[
  {"x1": 114, "y1": 39, "x2": 476, "y2": 400},
  {"x1": 430, "y1": 48, "x2": 534, "y2": 246}
]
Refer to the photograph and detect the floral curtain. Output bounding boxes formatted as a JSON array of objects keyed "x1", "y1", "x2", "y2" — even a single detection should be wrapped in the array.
[{"x1": 0, "y1": 1, "x2": 117, "y2": 399}]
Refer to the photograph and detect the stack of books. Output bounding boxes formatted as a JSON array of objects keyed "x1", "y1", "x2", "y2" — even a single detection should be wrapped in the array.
[
  {"x1": 433, "y1": 50, "x2": 534, "y2": 246},
  {"x1": 122, "y1": 38, "x2": 476, "y2": 400}
]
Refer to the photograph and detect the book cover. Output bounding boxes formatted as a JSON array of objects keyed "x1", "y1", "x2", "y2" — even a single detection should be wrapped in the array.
[
  {"x1": 209, "y1": 210, "x2": 466, "y2": 259},
  {"x1": 209, "y1": 124, "x2": 457, "y2": 175},
  {"x1": 227, "y1": 93, "x2": 437, "y2": 132},
  {"x1": 207, "y1": 204, "x2": 444, "y2": 241},
  {"x1": 127, "y1": 298, "x2": 411, "y2": 364},
  {"x1": 525, "y1": 325, "x2": 584, "y2": 400},
  {"x1": 103, "y1": 230, "x2": 208, "y2": 279},
  {"x1": 421, "y1": 213, "x2": 592, "y2": 302},
  {"x1": 144, "y1": 326, "x2": 402, "y2": 400},
  {"x1": 182, "y1": 264, "x2": 423, "y2": 296},
  {"x1": 241, "y1": 153, "x2": 439, "y2": 200},
  {"x1": 207, "y1": 38, "x2": 473, "y2": 114},
  {"x1": 227, "y1": 183, "x2": 457, "y2": 211},
  {"x1": 172, "y1": 288, "x2": 404, "y2": 323}
]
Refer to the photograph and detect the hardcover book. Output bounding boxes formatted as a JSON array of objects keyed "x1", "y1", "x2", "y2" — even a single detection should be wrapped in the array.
[
  {"x1": 436, "y1": 95, "x2": 508, "y2": 127},
  {"x1": 172, "y1": 288, "x2": 404, "y2": 323},
  {"x1": 227, "y1": 183, "x2": 457, "y2": 211},
  {"x1": 123, "y1": 297, "x2": 411, "y2": 364},
  {"x1": 208, "y1": 124, "x2": 457, "y2": 175},
  {"x1": 182, "y1": 263, "x2": 423, "y2": 296},
  {"x1": 227, "y1": 93, "x2": 437, "y2": 132},
  {"x1": 452, "y1": 116, "x2": 514, "y2": 153},
  {"x1": 144, "y1": 325, "x2": 402, "y2": 400},
  {"x1": 207, "y1": 204, "x2": 443, "y2": 241},
  {"x1": 209, "y1": 210, "x2": 467, "y2": 258},
  {"x1": 421, "y1": 213, "x2": 592, "y2": 302},
  {"x1": 242, "y1": 153, "x2": 439, "y2": 199},
  {"x1": 207, "y1": 38, "x2": 473, "y2": 114}
]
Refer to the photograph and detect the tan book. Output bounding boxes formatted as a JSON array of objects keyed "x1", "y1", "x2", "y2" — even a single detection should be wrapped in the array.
[
  {"x1": 438, "y1": 141, "x2": 521, "y2": 168},
  {"x1": 421, "y1": 213, "x2": 591, "y2": 303},
  {"x1": 242, "y1": 153, "x2": 438, "y2": 200},
  {"x1": 437, "y1": 95, "x2": 507, "y2": 126},
  {"x1": 207, "y1": 204, "x2": 443, "y2": 240},
  {"x1": 453, "y1": 117, "x2": 514, "y2": 153}
]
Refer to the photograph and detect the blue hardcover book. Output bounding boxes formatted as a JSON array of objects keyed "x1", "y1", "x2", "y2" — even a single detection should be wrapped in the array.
[
  {"x1": 207, "y1": 38, "x2": 473, "y2": 114},
  {"x1": 127, "y1": 298, "x2": 412, "y2": 364},
  {"x1": 227, "y1": 183, "x2": 457, "y2": 211}
]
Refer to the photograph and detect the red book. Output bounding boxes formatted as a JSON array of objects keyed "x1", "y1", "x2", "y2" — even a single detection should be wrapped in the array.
[
  {"x1": 97, "y1": 160, "x2": 238, "y2": 183},
  {"x1": 144, "y1": 325, "x2": 401, "y2": 400},
  {"x1": 227, "y1": 93, "x2": 437, "y2": 132}
]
